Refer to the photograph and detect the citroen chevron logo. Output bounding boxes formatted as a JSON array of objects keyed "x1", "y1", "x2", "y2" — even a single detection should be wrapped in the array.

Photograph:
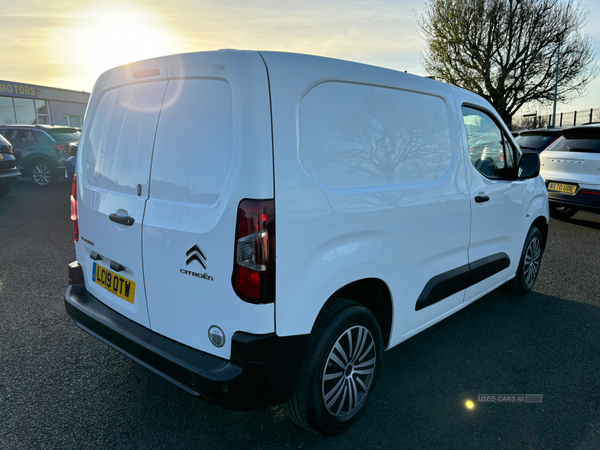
[{"x1": 186, "y1": 244, "x2": 207, "y2": 269}]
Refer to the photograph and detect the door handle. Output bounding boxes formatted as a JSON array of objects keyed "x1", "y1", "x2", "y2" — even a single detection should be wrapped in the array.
[
  {"x1": 109, "y1": 213, "x2": 135, "y2": 226},
  {"x1": 475, "y1": 195, "x2": 490, "y2": 203}
]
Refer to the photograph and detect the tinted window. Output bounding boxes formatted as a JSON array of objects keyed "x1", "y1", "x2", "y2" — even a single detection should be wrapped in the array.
[
  {"x1": 0, "y1": 134, "x2": 10, "y2": 146},
  {"x1": 515, "y1": 134, "x2": 557, "y2": 153},
  {"x1": 299, "y1": 82, "x2": 452, "y2": 189},
  {"x1": 5, "y1": 129, "x2": 36, "y2": 143},
  {"x1": 47, "y1": 128, "x2": 81, "y2": 142},
  {"x1": 33, "y1": 130, "x2": 53, "y2": 144},
  {"x1": 545, "y1": 133, "x2": 600, "y2": 154}
]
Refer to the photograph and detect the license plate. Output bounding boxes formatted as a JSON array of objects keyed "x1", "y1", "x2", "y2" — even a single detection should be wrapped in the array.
[
  {"x1": 0, "y1": 154, "x2": 3, "y2": 160},
  {"x1": 548, "y1": 182, "x2": 577, "y2": 194},
  {"x1": 92, "y1": 262, "x2": 135, "y2": 304}
]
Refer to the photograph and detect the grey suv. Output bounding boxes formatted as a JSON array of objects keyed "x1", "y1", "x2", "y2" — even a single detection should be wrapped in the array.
[{"x1": 0, "y1": 125, "x2": 80, "y2": 187}]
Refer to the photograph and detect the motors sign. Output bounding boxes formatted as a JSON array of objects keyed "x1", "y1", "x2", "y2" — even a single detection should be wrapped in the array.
[{"x1": 0, "y1": 80, "x2": 38, "y2": 98}]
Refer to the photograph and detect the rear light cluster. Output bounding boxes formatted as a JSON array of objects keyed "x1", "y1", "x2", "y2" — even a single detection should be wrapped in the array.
[
  {"x1": 53, "y1": 144, "x2": 71, "y2": 154},
  {"x1": 7, "y1": 146, "x2": 13, "y2": 154},
  {"x1": 232, "y1": 199, "x2": 275, "y2": 304},
  {"x1": 71, "y1": 174, "x2": 79, "y2": 242}
]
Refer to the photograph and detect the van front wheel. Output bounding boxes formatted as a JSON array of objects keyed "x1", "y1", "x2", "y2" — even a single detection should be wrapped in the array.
[
  {"x1": 284, "y1": 299, "x2": 383, "y2": 435},
  {"x1": 507, "y1": 226, "x2": 544, "y2": 295}
]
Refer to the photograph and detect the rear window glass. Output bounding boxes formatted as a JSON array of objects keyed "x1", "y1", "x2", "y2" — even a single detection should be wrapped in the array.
[
  {"x1": 0, "y1": 134, "x2": 10, "y2": 146},
  {"x1": 299, "y1": 82, "x2": 452, "y2": 189},
  {"x1": 149, "y1": 79, "x2": 233, "y2": 205},
  {"x1": 515, "y1": 135, "x2": 557, "y2": 153},
  {"x1": 47, "y1": 128, "x2": 80, "y2": 142},
  {"x1": 545, "y1": 135, "x2": 600, "y2": 153},
  {"x1": 84, "y1": 82, "x2": 167, "y2": 194}
]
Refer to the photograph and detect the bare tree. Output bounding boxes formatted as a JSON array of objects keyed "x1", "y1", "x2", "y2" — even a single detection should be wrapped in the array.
[{"x1": 418, "y1": 0, "x2": 598, "y2": 125}]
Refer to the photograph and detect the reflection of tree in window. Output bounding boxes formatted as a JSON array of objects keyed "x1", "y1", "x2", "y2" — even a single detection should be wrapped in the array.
[{"x1": 330, "y1": 90, "x2": 451, "y2": 186}]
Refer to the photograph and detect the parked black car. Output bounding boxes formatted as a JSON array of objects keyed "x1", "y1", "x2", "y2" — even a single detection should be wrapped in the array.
[
  {"x1": 0, "y1": 134, "x2": 20, "y2": 197},
  {"x1": 514, "y1": 128, "x2": 562, "y2": 155},
  {"x1": 0, "y1": 125, "x2": 80, "y2": 187}
]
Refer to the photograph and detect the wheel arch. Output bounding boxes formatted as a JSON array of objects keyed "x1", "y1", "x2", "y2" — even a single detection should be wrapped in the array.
[
  {"x1": 531, "y1": 216, "x2": 548, "y2": 250},
  {"x1": 316, "y1": 278, "x2": 393, "y2": 348},
  {"x1": 24, "y1": 155, "x2": 57, "y2": 176}
]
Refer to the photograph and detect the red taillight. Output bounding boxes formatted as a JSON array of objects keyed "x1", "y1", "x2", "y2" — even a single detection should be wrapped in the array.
[
  {"x1": 71, "y1": 174, "x2": 79, "y2": 242},
  {"x1": 8, "y1": 146, "x2": 13, "y2": 154},
  {"x1": 53, "y1": 144, "x2": 69, "y2": 153},
  {"x1": 232, "y1": 199, "x2": 275, "y2": 304}
]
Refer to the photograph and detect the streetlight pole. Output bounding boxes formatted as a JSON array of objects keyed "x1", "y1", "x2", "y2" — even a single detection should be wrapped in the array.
[{"x1": 551, "y1": 39, "x2": 561, "y2": 128}]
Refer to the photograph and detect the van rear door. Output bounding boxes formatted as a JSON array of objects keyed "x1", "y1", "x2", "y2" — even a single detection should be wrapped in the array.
[
  {"x1": 76, "y1": 65, "x2": 168, "y2": 327},
  {"x1": 142, "y1": 52, "x2": 275, "y2": 358}
]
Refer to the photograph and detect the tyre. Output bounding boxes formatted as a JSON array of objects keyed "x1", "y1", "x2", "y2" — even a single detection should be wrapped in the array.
[
  {"x1": 29, "y1": 160, "x2": 56, "y2": 187},
  {"x1": 0, "y1": 177, "x2": 15, "y2": 197},
  {"x1": 549, "y1": 203, "x2": 578, "y2": 220},
  {"x1": 507, "y1": 226, "x2": 544, "y2": 295},
  {"x1": 284, "y1": 299, "x2": 383, "y2": 435}
]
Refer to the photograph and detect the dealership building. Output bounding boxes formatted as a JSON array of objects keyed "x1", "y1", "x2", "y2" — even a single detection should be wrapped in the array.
[{"x1": 0, "y1": 79, "x2": 90, "y2": 128}]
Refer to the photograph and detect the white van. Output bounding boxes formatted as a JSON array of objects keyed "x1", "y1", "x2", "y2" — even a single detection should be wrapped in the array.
[{"x1": 65, "y1": 50, "x2": 549, "y2": 435}]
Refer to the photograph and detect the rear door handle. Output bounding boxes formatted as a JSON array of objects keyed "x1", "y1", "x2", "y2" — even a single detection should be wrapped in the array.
[
  {"x1": 475, "y1": 195, "x2": 490, "y2": 203},
  {"x1": 109, "y1": 213, "x2": 135, "y2": 226}
]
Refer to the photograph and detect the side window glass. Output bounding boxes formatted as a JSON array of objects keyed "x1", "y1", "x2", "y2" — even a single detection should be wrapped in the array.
[
  {"x1": 33, "y1": 131, "x2": 52, "y2": 144},
  {"x1": 462, "y1": 106, "x2": 508, "y2": 179},
  {"x1": 25, "y1": 131, "x2": 36, "y2": 142},
  {"x1": 503, "y1": 135, "x2": 515, "y2": 169},
  {"x1": 3, "y1": 130, "x2": 17, "y2": 142},
  {"x1": 15, "y1": 130, "x2": 29, "y2": 143}
]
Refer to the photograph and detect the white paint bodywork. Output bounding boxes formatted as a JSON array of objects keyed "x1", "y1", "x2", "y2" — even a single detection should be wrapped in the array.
[{"x1": 76, "y1": 50, "x2": 549, "y2": 360}]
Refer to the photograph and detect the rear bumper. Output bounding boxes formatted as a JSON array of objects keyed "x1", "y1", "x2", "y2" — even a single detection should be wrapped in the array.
[
  {"x1": 64, "y1": 262, "x2": 308, "y2": 411},
  {"x1": 546, "y1": 181, "x2": 600, "y2": 212},
  {"x1": 0, "y1": 167, "x2": 20, "y2": 179}
]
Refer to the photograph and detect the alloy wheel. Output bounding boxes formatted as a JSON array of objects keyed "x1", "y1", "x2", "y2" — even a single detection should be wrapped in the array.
[
  {"x1": 523, "y1": 237, "x2": 541, "y2": 287},
  {"x1": 322, "y1": 325, "x2": 377, "y2": 417},
  {"x1": 32, "y1": 164, "x2": 52, "y2": 186}
]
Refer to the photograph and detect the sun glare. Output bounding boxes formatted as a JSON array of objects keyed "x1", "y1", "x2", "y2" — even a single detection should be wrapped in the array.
[{"x1": 63, "y1": 5, "x2": 185, "y2": 88}]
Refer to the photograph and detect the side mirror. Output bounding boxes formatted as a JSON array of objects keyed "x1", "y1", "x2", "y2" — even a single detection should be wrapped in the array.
[{"x1": 517, "y1": 152, "x2": 540, "y2": 179}]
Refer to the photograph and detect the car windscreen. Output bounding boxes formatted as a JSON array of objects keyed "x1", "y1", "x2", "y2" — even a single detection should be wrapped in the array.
[
  {"x1": 515, "y1": 134, "x2": 557, "y2": 153},
  {"x1": 47, "y1": 129, "x2": 81, "y2": 142}
]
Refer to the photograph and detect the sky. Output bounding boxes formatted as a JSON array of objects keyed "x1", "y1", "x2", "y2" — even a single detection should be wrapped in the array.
[{"x1": 3, "y1": 0, "x2": 600, "y2": 117}]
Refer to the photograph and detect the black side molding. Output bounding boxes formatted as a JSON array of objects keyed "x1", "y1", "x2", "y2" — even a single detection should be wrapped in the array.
[{"x1": 415, "y1": 253, "x2": 510, "y2": 311}]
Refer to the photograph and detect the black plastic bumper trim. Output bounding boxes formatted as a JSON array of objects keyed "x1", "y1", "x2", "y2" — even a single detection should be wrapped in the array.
[{"x1": 65, "y1": 265, "x2": 308, "y2": 411}]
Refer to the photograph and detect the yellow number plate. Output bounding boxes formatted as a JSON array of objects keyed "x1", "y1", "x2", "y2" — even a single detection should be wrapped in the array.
[
  {"x1": 548, "y1": 182, "x2": 577, "y2": 194},
  {"x1": 92, "y1": 262, "x2": 135, "y2": 304},
  {"x1": 0, "y1": 154, "x2": 3, "y2": 160}
]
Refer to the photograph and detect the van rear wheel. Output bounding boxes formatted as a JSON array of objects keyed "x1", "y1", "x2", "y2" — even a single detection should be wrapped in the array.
[{"x1": 284, "y1": 299, "x2": 382, "y2": 435}]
